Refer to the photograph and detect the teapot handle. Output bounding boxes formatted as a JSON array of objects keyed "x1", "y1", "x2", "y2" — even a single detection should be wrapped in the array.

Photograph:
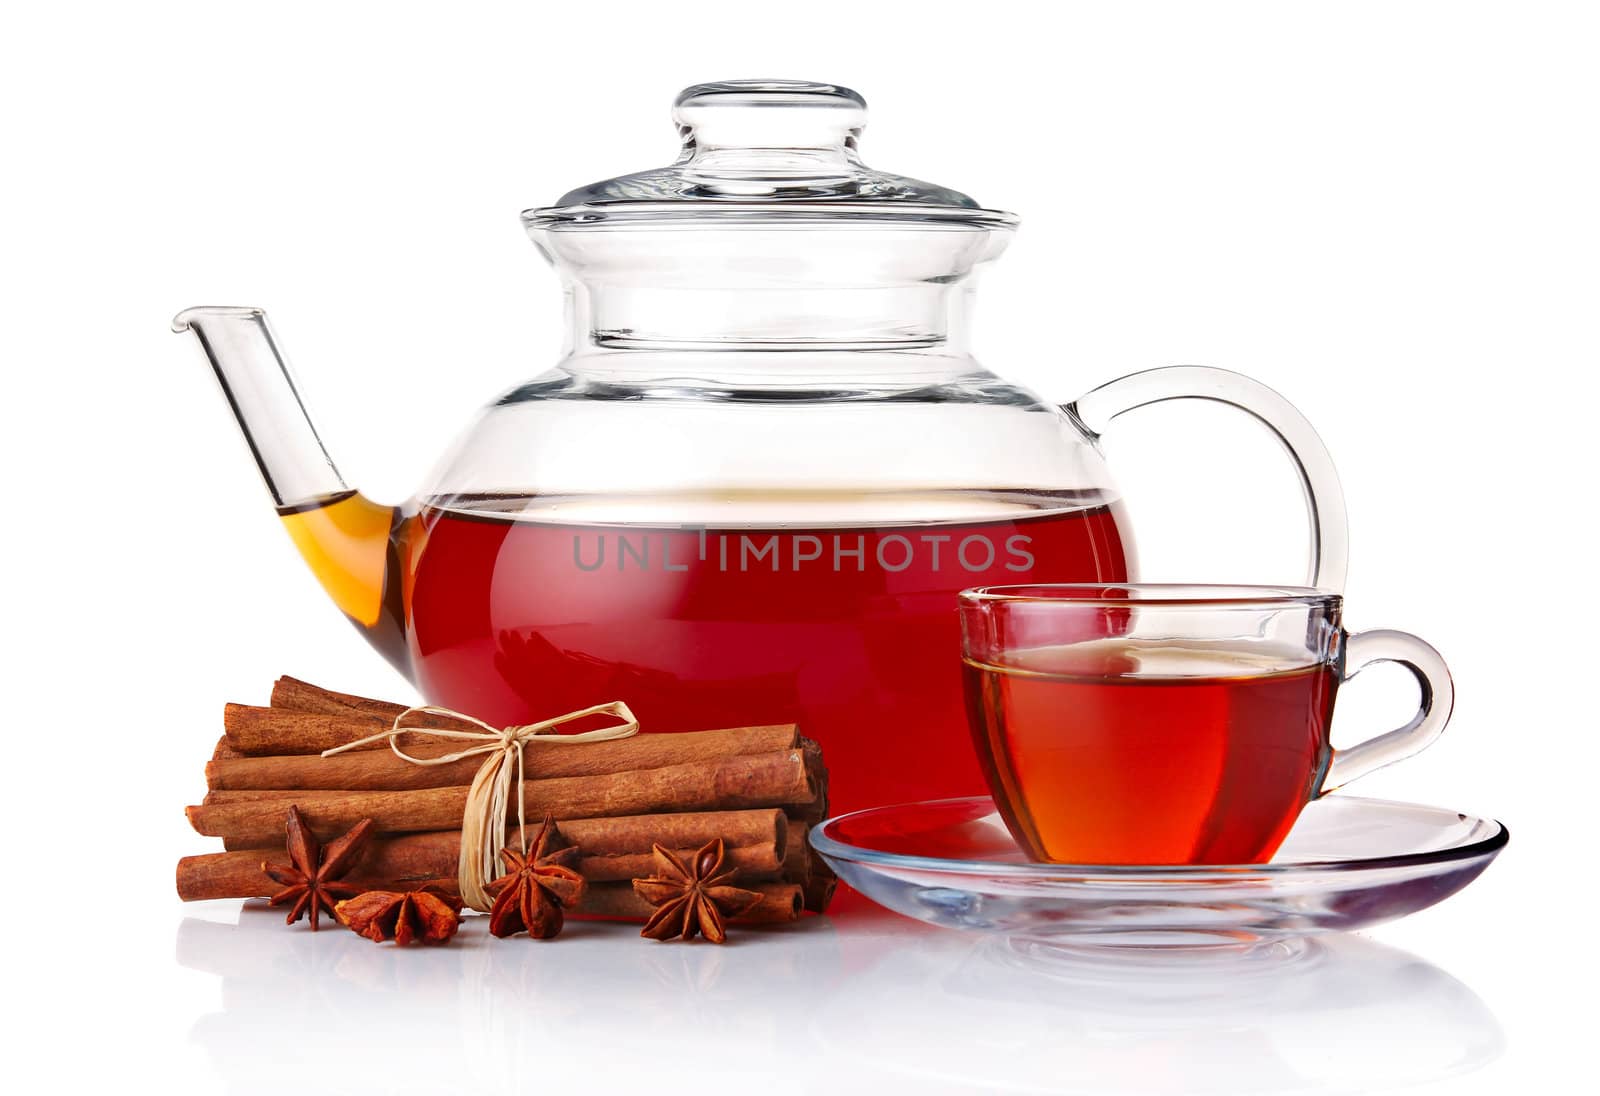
[{"x1": 1063, "y1": 366, "x2": 1349, "y2": 591}]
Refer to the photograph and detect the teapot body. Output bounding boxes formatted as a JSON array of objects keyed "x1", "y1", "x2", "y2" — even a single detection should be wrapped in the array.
[{"x1": 367, "y1": 355, "x2": 1138, "y2": 815}]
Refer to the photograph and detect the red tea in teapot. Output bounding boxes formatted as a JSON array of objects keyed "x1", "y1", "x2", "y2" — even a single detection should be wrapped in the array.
[{"x1": 286, "y1": 490, "x2": 1132, "y2": 816}]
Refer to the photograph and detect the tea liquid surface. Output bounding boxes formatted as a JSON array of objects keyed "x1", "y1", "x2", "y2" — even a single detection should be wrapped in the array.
[
  {"x1": 963, "y1": 642, "x2": 1336, "y2": 864},
  {"x1": 394, "y1": 492, "x2": 1132, "y2": 816}
]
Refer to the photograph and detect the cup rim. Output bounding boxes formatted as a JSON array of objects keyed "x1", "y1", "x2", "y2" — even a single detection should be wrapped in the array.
[{"x1": 959, "y1": 583, "x2": 1341, "y2": 609}]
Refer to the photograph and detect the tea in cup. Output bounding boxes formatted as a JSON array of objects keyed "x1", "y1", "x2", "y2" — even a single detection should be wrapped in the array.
[{"x1": 958, "y1": 585, "x2": 1453, "y2": 864}]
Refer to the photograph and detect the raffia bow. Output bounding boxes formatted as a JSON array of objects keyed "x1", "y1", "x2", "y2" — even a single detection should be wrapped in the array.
[{"x1": 322, "y1": 700, "x2": 639, "y2": 911}]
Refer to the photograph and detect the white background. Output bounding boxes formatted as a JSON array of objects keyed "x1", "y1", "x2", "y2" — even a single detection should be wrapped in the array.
[{"x1": 4, "y1": 2, "x2": 1596, "y2": 1092}]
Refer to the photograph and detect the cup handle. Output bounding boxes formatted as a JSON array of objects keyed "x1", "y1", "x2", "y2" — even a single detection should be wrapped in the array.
[
  {"x1": 1320, "y1": 629, "x2": 1455, "y2": 793},
  {"x1": 1064, "y1": 365, "x2": 1349, "y2": 591}
]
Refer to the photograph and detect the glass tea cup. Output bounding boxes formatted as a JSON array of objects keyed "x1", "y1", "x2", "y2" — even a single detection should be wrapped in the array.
[{"x1": 958, "y1": 584, "x2": 1453, "y2": 865}]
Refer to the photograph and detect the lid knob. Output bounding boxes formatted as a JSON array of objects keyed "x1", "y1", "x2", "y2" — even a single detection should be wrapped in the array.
[{"x1": 673, "y1": 80, "x2": 867, "y2": 154}]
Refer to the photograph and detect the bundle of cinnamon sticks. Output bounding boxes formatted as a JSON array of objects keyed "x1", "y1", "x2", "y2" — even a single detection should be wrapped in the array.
[{"x1": 177, "y1": 678, "x2": 835, "y2": 924}]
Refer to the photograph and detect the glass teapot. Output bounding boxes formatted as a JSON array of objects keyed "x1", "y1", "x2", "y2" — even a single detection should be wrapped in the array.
[{"x1": 174, "y1": 80, "x2": 1346, "y2": 816}]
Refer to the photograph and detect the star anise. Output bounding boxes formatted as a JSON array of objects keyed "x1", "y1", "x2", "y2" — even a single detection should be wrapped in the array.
[
  {"x1": 261, "y1": 806, "x2": 376, "y2": 931},
  {"x1": 334, "y1": 888, "x2": 463, "y2": 945},
  {"x1": 632, "y1": 838, "x2": 763, "y2": 944},
  {"x1": 483, "y1": 815, "x2": 586, "y2": 939}
]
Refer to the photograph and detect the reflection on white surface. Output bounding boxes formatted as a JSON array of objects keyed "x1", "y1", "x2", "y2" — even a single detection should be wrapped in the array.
[{"x1": 177, "y1": 902, "x2": 1500, "y2": 1095}]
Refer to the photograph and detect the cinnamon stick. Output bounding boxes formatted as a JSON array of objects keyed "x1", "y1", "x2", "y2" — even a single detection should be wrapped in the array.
[
  {"x1": 562, "y1": 808, "x2": 785, "y2": 858},
  {"x1": 203, "y1": 789, "x2": 346, "y2": 805},
  {"x1": 222, "y1": 706, "x2": 386, "y2": 756},
  {"x1": 177, "y1": 828, "x2": 786, "y2": 898},
  {"x1": 187, "y1": 749, "x2": 815, "y2": 845},
  {"x1": 246, "y1": 874, "x2": 805, "y2": 925},
  {"x1": 269, "y1": 675, "x2": 412, "y2": 721},
  {"x1": 208, "y1": 803, "x2": 787, "y2": 857},
  {"x1": 223, "y1": 703, "x2": 494, "y2": 756},
  {"x1": 783, "y1": 822, "x2": 810, "y2": 883},
  {"x1": 206, "y1": 722, "x2": 801, "y2": 789},
  {"x1": 576, "y1": 845, "x2": 782, "y2": 883},
  {"x1": 802, "y1": 833, "x2": 837, "y2": 913},
  {"x1": 580, "y1": 881, "x2": 803, "y2": 924},
  {"x1": 217, "y1": 805, "x2": 789, "y2": 858},
  {"x1": 789, "y1": 742, "x2": 829, "y2": 825},
  {"x1": 801, "y1": 873, "x2": 837, "y2": 914}
]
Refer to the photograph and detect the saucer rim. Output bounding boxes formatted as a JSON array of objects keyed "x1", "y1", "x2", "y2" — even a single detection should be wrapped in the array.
[{"x1": 809, "y1": 794, "x2": 1509, "y2": 881}]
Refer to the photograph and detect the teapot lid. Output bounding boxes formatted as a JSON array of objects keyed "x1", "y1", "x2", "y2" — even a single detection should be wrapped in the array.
[{"x1": 524, "y1": 80, "x2": 1017, "y2": 230}]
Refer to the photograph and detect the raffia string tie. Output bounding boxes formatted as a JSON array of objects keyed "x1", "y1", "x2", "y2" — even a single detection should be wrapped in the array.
[{"x1": 321, "y1": 700, "x2": 639, "y2": 912}]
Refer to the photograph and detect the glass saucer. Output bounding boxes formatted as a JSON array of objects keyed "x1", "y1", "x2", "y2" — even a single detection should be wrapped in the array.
[{"x1": 810, "y1": 795, "x2": 1507, "y2": 949}]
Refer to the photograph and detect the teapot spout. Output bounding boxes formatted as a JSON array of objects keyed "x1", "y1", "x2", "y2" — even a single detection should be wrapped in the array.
[{"x1": 173, "y1": 307, "x2": 410, "y2": 676}]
